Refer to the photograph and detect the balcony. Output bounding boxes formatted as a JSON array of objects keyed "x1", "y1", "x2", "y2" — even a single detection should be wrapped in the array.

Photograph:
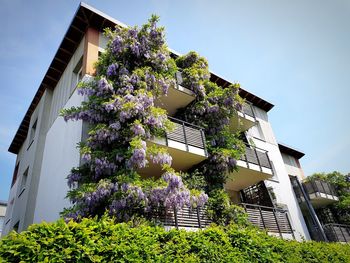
[
  {"x1": 324, "y1": 223, "x2": 350, "y2": 242},
  {"x1": 154, "y1": 71, "x2": 257, "y2": 133},
  {"x1": 154, "y1": 72, "x2": 195, "y2": 116},
  {"x1": 140, "y1": 117, "x2": 208, "y2": 177},
  {"x1": 241, "y1": 203, "x2": 295, "y2": 239},
  {"x1": 225, "y1": 145, "x2": 273, "y2": 191},
  {"x1": 303, "y1": 180, "x2": 339, "y2": 208},
  {"x1": 229, "y1": 102, "x2": 256, "y2": 132},
  {"x1": 153, "y1": 206, "x2": 211, "y2": 230}
]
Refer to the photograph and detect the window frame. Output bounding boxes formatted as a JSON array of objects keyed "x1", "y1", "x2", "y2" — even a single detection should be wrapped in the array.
[
  {"x1": 27, "y1": 118, "x2": 38, "y2": 150},
  {"x1": 18, "y1": 167, "x2": 29, "y2": 197}
]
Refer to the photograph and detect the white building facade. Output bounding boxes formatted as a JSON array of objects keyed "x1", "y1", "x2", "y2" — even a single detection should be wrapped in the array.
[{"x1": 2, "y1": 3, "x2": 311, "y2": 241}]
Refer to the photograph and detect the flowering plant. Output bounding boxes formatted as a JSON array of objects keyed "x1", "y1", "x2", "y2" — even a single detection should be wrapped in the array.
[
  {"x1": 174, "y1": 52, "x2": 245, "y2": 190},
  {"x1": 62, "y1": 15, "x2": 244, "y2": 226},
  {"x1": 61, "y1": 16, "x2": 208, "y2": 222}
]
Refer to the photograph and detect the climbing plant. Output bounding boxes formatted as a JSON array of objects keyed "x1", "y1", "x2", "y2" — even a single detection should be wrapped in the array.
[
  {"x1": 61, "y1": 15, "x2": 245, "y2": 225},
  {"x1": 307, "y1": 171, "x2": 350, "y2": 224}
]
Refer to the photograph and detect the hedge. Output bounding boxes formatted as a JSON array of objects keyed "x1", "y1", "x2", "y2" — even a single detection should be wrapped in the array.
[{"x1": 0, "y1": 217, "x2": 349, "y2": 262}]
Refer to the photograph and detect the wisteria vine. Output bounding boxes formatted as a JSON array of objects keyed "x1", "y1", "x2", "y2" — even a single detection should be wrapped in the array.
[
  {"x1": 175, "y1": 52, "x2": 245, "y2": 191},
  {"x1": 61, "y1": 16, "x2": 208, "y2": 222}
]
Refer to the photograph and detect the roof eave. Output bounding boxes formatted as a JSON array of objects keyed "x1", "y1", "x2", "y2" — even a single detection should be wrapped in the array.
[
  {"x1": 278, "y1": 142, "x2": 305, "y2": 159},
  {"x1": 8, "y1": 2, "x2": 275, "y2": 154}
]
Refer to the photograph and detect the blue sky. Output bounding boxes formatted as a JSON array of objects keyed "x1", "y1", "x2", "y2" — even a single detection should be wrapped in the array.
[{"x1": 1, "y1": 0, "x2": 349, "y2": 200}]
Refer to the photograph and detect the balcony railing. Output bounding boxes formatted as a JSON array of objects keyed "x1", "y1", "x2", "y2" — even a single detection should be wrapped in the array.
[
  {"x1": 241, "y1": 102, "x2": 256, "y2": 120},
  {"x1": 240, "y1": 144, "x2": 273, "y2": 172},
  {"x1": 324, "y1": 223, "x2": 350, "y2": 242},
  {"x1": 303, "y1": 180, "x2": 338, "y2": 197},
  {"x1": 141, "y1": 117, "x2": 207, "y2": 177},
  {"x1": 241, "y1": 203, "x2": 295, "y2": 239},
  {"x1": 165, "y1": 117, "x2": 207, "y2": 156},
  {"x1": 154, "y1": 71, "x2": 195, "y2": 116},
  {"x1": 153, "y1": 206, "x2": 211, "y2": 229},
  {"x1": 226, "y1": 144, "x2": 273, "y2": 191}
]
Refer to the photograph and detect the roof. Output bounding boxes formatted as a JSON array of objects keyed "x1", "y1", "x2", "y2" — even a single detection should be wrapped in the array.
[
  {"x1": 0, "y1": 200, "x2": 7, "y2": 206},
  {"x1": 210, "y1": 73, "x2": 274, "y2": 112},
  {"x1": 278, "y1": 143, "x2": 305, "y2": 159},
  {"x1": 8, "y1": 2, "x2": 274, "y2": 154}
]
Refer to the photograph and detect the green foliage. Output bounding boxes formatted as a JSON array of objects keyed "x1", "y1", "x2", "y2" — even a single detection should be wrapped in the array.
[
  {"x1": 307, "y1": 171, "x2": 350, "y2": 224},
  {"x1": 207, "y1": 189, "x2": 249, "y2": 226},
  {"x1": 1, "y1": 217, "x2": 349, "y2": 263},
  {"x1": 180, "y1": 170, "x2": 206, "y2": 191}
]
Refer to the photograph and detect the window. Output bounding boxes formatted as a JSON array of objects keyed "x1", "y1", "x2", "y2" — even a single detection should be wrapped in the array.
[
  {"x1": 247, "y1": 121, "x2": 265, "y2": 141},
  {"x1": 28, "y1": 118, "x2": 37, "y2": 149},
  {"x1": 0, "y1": 216, "x2": 4, "y2": 234},
  {"x1": 72, "y1": 56, "x2": 83, "y2": 89},
  {"x1": 267, "y1": 186, "x2": 277, "y2": 205},
  {"x1": 77, "y1": 67, "x2": 83, "y2": 83},
  {"x1": 18, "y1": 167, "x2": 29, "y2": 197},
  {"x1": 13, "y1": 221, "x2": 19, "y2": 232},
  {"x1": 11, "y1": 162, "x2": 20, "y2": 187},
  {"x1": 269, "y1": 160, "x2": 279, "y2": 182}
]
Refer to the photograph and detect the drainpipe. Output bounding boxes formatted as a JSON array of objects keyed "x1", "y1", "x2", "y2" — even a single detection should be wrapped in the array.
[{"x1": 293, "y1": 176, "x2": 328, "y2": 242}]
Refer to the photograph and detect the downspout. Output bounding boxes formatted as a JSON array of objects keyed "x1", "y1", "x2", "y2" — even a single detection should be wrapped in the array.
[{"x1": 293, "y1": 176, "x2": 328, "y2": 241}]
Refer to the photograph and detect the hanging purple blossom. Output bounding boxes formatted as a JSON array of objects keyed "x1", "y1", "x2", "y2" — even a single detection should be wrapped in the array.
[
  {"x1": 127, "y1": 148, "x2": 148, "y2": 169},
  {"x1": 107, "y1": 63, "x2": 119, "y2": 77},
  {"x1": 131, "y1": 123, "x2": 146, "y2": 136},
  {"x1": 111, "y1": 36, "x2": 123, "y2": 55},
  {"x1": 150, "y1": 152, "x2": 172, "y2": 166}
]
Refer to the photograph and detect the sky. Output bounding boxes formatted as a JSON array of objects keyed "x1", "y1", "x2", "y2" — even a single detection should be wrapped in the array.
[{"x1": 0, "y1": 0, "x2": 349, "y2": 200}]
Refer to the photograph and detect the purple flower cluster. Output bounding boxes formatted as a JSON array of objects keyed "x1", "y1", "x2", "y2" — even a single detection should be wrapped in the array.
[
  {"x1": 108, "y1": 20, "x2": 169, "y2": 72},
  {"x1": 127, "y1": 140, "x2": 148, "y2": 169},
  {"x1": 131, "y1": 123, "x2": 146, "y2": 136},
  {"x1": 109, "y1": 121, "x2": 121, "y2": 130},
  {"x1": 147, "y1": 173, "x2": 196, "y2": 210},
  {"x1": 63, "y1": 109, "x2": 106, "y2": 124},
  {"x1": 64, "y1": 210, "x2": 85, "y2": 222},
  {"x1": 190, "y1": 193, "x2": 209, "y2": 208},
  {"x1": 107, "y1": 63, "x2": 119, "y2": 77},
  {"x1": 84, "y1": 181, "x2": 118, "y2": 210},
  {"x1": 93, "y1": 157, "x2": 117, "y2": 178},
  {"x1": 109, "y1": 184, "x2": 147, "y2": 221},
  {"x1": 117, "y1": 93, "x2": 154, "y2": 123},
  {"x1": 89, "y1": 127, "x2": 119, "y2": 146},
  {"x1": 164, "y1": 188, "x2": 190, "y2": 209},
  {"x1": 97, "y1": 78, "x2": 114, "y2": 96},
  {"x1": 112, "y1": 36, "x2": 123, "y2": 55},
  {"x1": 67, "y1": 170, "x2": 81, "y2": 188},
  {"x1": 82, "y1": 153, "x2": 91, "y2": 162},
  {"x1": 150, "y1": 152, "x2": 172, "y2": 166},
  {"x1": 144, "y1": 113, "x2": 167, "y2": 129},
  {"x1": 77, "y1": 86, "x2": 96, "y2": 97},
  {"x1": 128, "y1": 148, "x2": 148, "y2": 169},
  {"x1": 207, "y1": 105, "x2": 219, "y2": 114}
]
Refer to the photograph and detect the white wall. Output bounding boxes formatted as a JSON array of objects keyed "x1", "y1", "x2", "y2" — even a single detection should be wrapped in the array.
[
  {"x1": 33, "y1": 90, "x2": 83, "y2": 223},
  {"x1": 2, "y1": 179, "x2": 18, "y2": 236},
  {"x1": 246, "y1": 105, "x2": 311, "y2": 241},
  {"x1": 2, "y1": 89, "x2": 53, "y2": 235},
  {"x1": 282, "y1": 153, "x2": 304, "y2": 181},
  {"x1": 3, "y1": 37, "x2": 85, "y2": 236}
]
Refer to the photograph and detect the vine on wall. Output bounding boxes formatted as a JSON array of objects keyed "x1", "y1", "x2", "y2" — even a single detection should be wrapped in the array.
[{"x1": 61, "y1": 15, "x2": 245, "y2": 225}]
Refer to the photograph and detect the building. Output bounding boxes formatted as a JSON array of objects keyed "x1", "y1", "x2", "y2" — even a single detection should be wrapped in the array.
[
  {"x1": 3, "y1": 3, "x2": 311, "y2": 241},
  {"x1": 0, "y1": 201, "x2": 7, "y2": 236},
  {"x1": 281, "y1": 144, "x2": 350, "y2": 243}
]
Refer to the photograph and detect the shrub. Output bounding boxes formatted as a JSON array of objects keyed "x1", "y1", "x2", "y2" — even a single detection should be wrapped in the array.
[{"x1": 1, "y1": 217, "x2": 349, "y2": 263}]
